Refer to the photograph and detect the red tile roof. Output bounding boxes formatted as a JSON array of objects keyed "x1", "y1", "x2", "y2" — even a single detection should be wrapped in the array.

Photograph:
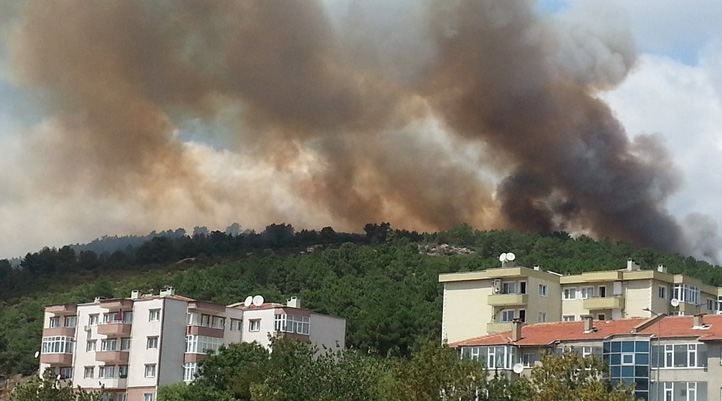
[{"x1": 451, "y1": 315, "x2": 722, "y2": 347}]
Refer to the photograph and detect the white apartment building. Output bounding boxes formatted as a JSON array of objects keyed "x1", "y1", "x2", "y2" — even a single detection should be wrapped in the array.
[{"x1": 39, "y1": 288, "x2": 346, "y2": 401}]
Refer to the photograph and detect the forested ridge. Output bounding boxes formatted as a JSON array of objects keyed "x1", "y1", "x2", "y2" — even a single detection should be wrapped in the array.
[{"x1": 1, "y1": 223, "x2": 720, "y2": 378}]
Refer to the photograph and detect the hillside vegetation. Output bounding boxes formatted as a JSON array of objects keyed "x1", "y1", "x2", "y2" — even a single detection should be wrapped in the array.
[{"x1": 1, "y1": 223, "x2": 720, "y2": 377}]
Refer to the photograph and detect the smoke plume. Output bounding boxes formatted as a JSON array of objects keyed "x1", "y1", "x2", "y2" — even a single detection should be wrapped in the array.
[{"x1": 1, "y1": 0, "x2": 714, "y2": 259}]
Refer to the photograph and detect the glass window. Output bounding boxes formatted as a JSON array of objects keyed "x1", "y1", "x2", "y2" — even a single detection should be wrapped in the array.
[
  {"x1": 519, "y1": 281, "x2": 527, "y2": 294},
  {"x1": 537, "y1": 312, "x2": 546, "y2": 323},
  {"x1": 500, "y1": 310, "x2": 515, "y2": 322},
  {"x1": 249, "y1": 319, "x2": 261, "y2": 332},
  {"x1": 149, "y1": 309, "x2": 160, "y2": 322},
  {"x1": 563, "y1": 315, "x2": 575, "y2": 322},
  {"x1": 580, "y1": 287, "x2": 594, "y2": 299},
  {"x1": 144, "y1": 364, "x2": 156, "y2": 378},
  {"x1": 147, "y1": 336, "x2": 158, "y2": 349},
  {"x1": 598, "y1": 286, "x2": 606, "y2": 298},
  {"x1": 84, "y1": 366, "x2": 94, "y2": 379},
  {"x1": 183, "y1": 363, "x2": 197, "y2": 382},
  {"x1": 86, "y1": 340, "x2": 97, "y2": 352},
  {"x1": 143, "y1": 394, "x2": 154, "y2": 401},
  {"x1": 538, "y1": 284, "x2": 547, "y2": 297},
  {"x1": 563, "y1": 287, "x2": 576, "y2": 300},
  {"x1": 59, "y1": 367, "x2": 73, "y2": 379},
  {"x1": 101, "y1": 339, "x2": 118, "y2": 352},
  {"x1": 118, "y1": 365, "x2": 128, "y2": 378},
  {"x1": 230, "y1": 319, "x2": 242, "y2": 331},
  {"x1": 501, "y1": 282, "x2": 516, "y2": 295},
  {"x1": 48, "y1": 317, "x2": 60, "y2": 328},
  {"x1": 120, "y1": 338, "x2": 131, "y2": 351},
  {"x1": 41, "y1": 336, "x2": 74, "y2": 354},
  {"x1": 89, "y1": 314, "x2": 99, "y2": 325},
  {"x1": 64, "y1": 316, "x2": 77, "y2": 328},
  {"x1": 99, "y1": 365, "x2": 115, "y2": 378},
  {"x1": 658, "y1": 286, "x2": 666, "y2": 299}
]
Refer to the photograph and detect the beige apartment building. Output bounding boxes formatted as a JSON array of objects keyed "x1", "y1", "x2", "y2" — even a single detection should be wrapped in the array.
[
  {"x1": 440, "y1": 256, "x2": 722, "y2": 344},
  {"x1": 39, "y1": 288, "x2": 346, "y2": 401},
  {"x1": 451, "y1": 314, "x2": 722, "y2": 401}
]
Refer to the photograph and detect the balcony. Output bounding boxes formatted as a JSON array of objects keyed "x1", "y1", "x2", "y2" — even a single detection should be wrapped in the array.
[
  {"x1": 488, "y1": 294, "x2": 528, "y2": 307},
  {"x1": 39, "y1": 353, "x2": 73, "y2": 365},
  {"x1": 487, "y1": 322, "x2": 514, "y2": 334},
  {"x1": 45, "y1": 304, "x2": 77, "y2": 314},
  {"x1": 583, "y1": 296, "x2": 625, "y2": 310},
  {"x1": 43, "y1": 327, "x2": 76, "y2": 337},
  {"x1": 97, "y1": 377, "x2": 127, "y2": 389},
  {"x1": 187, "y1": 325, "x2": 224, "y2": 338},
  {"x1": 184, "y1": 353, "x2": 209, "y2": 364},
  {"x1": 96, "y1": 351, "x2": 129, "y2": 364},
  {"x1": 677, "y1": 302, "x2": 701, "y2": 315},
  {"x1": 188, "y1": 301, "x2": 225, "y2": 314},
  {"x1": 98, "y1": 322, "x2": 132, "y2": 336},
  {"x1": 99, "y1": 299, "x2": 133, "y2": 310}
]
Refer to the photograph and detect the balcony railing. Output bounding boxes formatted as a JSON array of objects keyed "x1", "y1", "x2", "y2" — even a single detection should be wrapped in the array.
[
  {"x1": 98, "y1": 322, "x2": 132, "y2": 336},
  {"x1": 583, "y1": 296, "x2": 625, "y2": 310},
  {"x1": 487, "y1": 322, "x2": 514, "y2": 334},
  {"x1": 39, "y1": 353, "x2": 73, "y2": 365},
  {"x1": 96, "y1": 351, "x2": 130, "y2": 364},
  {"x1": 488, "y1": 294, "x2": 529, "y2": 307}
]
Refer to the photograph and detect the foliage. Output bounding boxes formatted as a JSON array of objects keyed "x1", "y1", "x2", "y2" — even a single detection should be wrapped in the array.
[
  {"x1": 527, "y1": 352, "x2": 636, "y2": 401},
  {"x1": 10, "y1": 372, "x2": 104, "y2": 401}
]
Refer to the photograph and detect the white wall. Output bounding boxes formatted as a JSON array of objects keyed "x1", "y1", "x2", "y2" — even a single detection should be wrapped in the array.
[{"x1": 309, "y1": 313, "x2": 346, "y2": 351}]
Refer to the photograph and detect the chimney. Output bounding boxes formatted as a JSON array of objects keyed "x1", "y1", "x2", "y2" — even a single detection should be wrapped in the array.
[
  {"x1": 511, "y1": 318, "x2": 523, "y2": 342},
  {"x1": 160, "y1": 286, "x2": 175, "y2": 297},
  {"x1": 626, "y1": 259, "x2": 640, "y2": 271},
  {"x1": 582, "y1": 315, "x2": 594, "y2": 333},
  {"x1": 533, "y1": 264, "x2": 541, "y2": 271},
  {"x1": 693, "y1": 314, "x2": 704, "y2": 327},
  {"x1": 286, "y1": 297, "x2": 301, "y2": 308},
  {"x1": 657, "y1": 264, "x2": 667, "y2": 273},
  {"x1": 130, "y1": 290, "x2": 140, "y2": 299}
]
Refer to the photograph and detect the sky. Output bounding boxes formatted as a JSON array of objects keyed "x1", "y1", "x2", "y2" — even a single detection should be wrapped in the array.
[{"x1": 1, "y1": 0, "x2": 722, "y2": 262}]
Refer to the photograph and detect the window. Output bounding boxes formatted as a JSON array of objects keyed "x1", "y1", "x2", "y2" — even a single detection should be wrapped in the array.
[
  {"x1": 518, "y1": 309, "x2": 526, "y2": 323},
  {"x1": 522, "y1": 353, "x2": 538, "y2": 367},
  {"x1": 621, "y1": 352, "x2": 634, "y2": 365},
  {"x1": 460, "y1": 346, "x2": 518, "y2": 370},
  {"x1": 274, "y1": 315, "x2": 310, "y2": 335},
  {"x1": 652, "y1": 343, "x2": 707, "y2": 368},
  {"x1": 183, "y1": 363, "x2": 197, "y2": 382},
  {"x1": 537, "y1": 312, "x2": 547, "y2": 323},
  {"x1": 103, "y1": 311, "x2": 133, "y2": 324},
  {"x1": 249, "y1": 319, "x2": 261, "y2": 332},
  {"x1": 501, "y1": 282, "x2": 516, "y2": 295},
  {"x1": 538, "y1": 284, "x2": 547, "y2": 297},
  {"x1": 211, "y1": 316, "x2": 225, "y2": 329},
  {"x1": 117, "y1": 394, "x2": 127, "y2": 401},
  {"x1": 118, "y1": 365, "x2": 128, "y2": 378},
  {"x1": 41, "y1": 336, "x2": 74, "y2": 354},
  {"x1": 597, "y1": 286, "x2": 606, "y2": 298},
  {"x1": 230, "y1": 319, "x2": 242, "y2": 331},
  {"x1": 64, "y1": 316, "x2": 77, "y2": 328},
  {"x1": 59, "y1": 367, "x2": 73, "y2": 379},
  {"x1": 89, "y1": 314, "x2": 99, "y2": 326},
  {"x1": 563, "y1": 315, "x2": 575, "y2": 322},
  {"x1": 84, "y1": 366, "x2": 94, "y2": 379},
  {"x1": 48, "y1": 316, "x2": 60, "y2": 328},
  {"x1": 706, "y1": 298, "x2": 715, "y2": 312},
  {"x1": 580, "y1": 286, "x2": 594, "y2": 299},
  {"x1": 99, "y1": 365, "x2": 115, "y2": 378},
  {"x1": 604, "y1": 340, "x2": 650, "y2": 401},
  {"x1": 658, "y1": 285, "x2": 666, "y2": 299},
  {"x1": 651, "y1": 382, "x2": 708, "y2": 401},
  {"x1": 101, "y1": 339, "x2": 118, "y2": 352},
  {"x1": 563, "y1": 287, "x2": 576, "y2": 300},
  {"x1": 86, "y1": 340, "x2": 97, "y2": 352},
  {"x1": 148, "y1": 309, "x2": 160, "y2": 322},
  {"x1": 147, "y1": 336, "x2": 158, "y2": 349},
  {"x1": 120, "y1": 338, "x2": 131, "y2": 351},
  {"x1": 500, "y1": 310, "x2": 515, "y2": 322},
  {"x1": 519, "y1": 281, "x2": 527, "y2": 295},
  {"x1": 144, "y1": 364, "x2": 156, "y2": 378},
  {"x1": 185, "y1": 335, "x2": 223, "y2": 354},
  {"x1": 672, "y1": 284, "x2": 700, "y2": 305},
  {"x1": 597, "y1": 313, "x2": 606, "y2": 321},
  {"x1": 143, "y1": 394, "x2": 154, "y2": 401}
]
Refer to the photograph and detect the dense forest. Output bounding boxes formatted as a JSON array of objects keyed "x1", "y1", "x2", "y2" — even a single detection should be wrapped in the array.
[{"x1": 1, "y1": 223, "x2": 720, "y2": 378}]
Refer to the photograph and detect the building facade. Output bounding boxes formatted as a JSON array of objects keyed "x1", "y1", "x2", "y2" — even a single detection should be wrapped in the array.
[
  {"x1": 451, "y1": 314, "x2": 722, "y2": 401},
  {"x1": 38, "y1": 288, "x2": 346, "y2": 401},
  {"x1": 440, "y1": 257, "x2": 722, "y2": 343}
]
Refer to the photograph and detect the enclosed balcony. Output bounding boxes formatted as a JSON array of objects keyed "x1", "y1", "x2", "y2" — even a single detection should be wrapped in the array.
[
  {"x1": 583, "y1": 296, "x2": 625, "y2": 310},
  {"x1": 488, "y1": 294, "x2": 528, "y2": 307},
  {"x1": 187, "y1": 325, "x2": 224, "y2": 338},
  {"x1": 96, "y1": 351, "x2": 129, "y2": 364}
]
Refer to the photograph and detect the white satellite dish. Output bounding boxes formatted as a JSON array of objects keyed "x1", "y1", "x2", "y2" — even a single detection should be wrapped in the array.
[
  {"x1": 507, "y1": 252, "x2": 516, "y2": 261},
  {"x1": 499, "y1": 253, "x2": 508, "y2": 262},
  {"x1": 512, "y1": 363, "x2": 524, "y2": 374},
  {"x1": 244, "y1": 296, "x2": 253, "y2": 307},
  {"x1": 34, "y1": 351, "x2": 39, "y2": 358},
  {"x1": 252, "y1": 295, "x2": 264, "y2": 306},
  {"x1": 670, "y1": 298, "x2": 680, "y2": 307}
]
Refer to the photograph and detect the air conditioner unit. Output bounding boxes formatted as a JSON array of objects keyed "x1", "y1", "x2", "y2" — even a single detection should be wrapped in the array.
[{"x1": 493, "y1": 279, "x2": 502, "y2": 294}]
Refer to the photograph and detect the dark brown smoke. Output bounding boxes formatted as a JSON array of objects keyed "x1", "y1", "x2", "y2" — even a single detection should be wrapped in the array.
[{"x1": 2, "y1": 0, "x2": 713, "y2": 258}]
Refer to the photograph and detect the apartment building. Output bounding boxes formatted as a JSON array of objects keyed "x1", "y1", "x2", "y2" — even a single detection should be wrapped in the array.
[
  {"x1": 451, "y1": 314, "x2": 722, "y2": 401},
  {"x1": 439, "y1": 256, "x2": 722, "y2": 343},
  {"x1": 38, "y1": 288, "x2": 346, "y2": 401}
]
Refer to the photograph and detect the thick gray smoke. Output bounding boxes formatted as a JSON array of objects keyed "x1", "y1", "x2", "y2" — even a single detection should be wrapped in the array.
[{"x1": 1, "y1": 0, "x2": 715, "y2": 260}]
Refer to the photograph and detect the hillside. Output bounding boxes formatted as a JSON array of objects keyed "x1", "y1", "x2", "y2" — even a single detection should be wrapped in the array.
[{"x1": 1, "y1": 224, "x2": 720, "y2": 377}]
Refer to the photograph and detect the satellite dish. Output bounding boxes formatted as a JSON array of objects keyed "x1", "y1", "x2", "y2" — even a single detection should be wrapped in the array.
[
  {"x1": 34, "y1": 351, "x2": 39, "y2": 358},
  {"x1": 499, "y1": 253, "x2": 508, "y2": 262},
  {"x1": 512, "y1": 363, "x2": 524, "y2": 374},
  {"x1": 244, "y1": 296, "x2": 253, "y2": 307},
  {"x1": 670, "y1": 298, "x2": 680, "y2": 307},
  {"x1": 252, "y1": 295, "x2": 264, "y2": 306},
  {"x1": 56, "y1": 374, "x2": 62, "y2": 381},
  {"x1": 507, "y1": 252, "x2": 516, "y2": 261}
]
